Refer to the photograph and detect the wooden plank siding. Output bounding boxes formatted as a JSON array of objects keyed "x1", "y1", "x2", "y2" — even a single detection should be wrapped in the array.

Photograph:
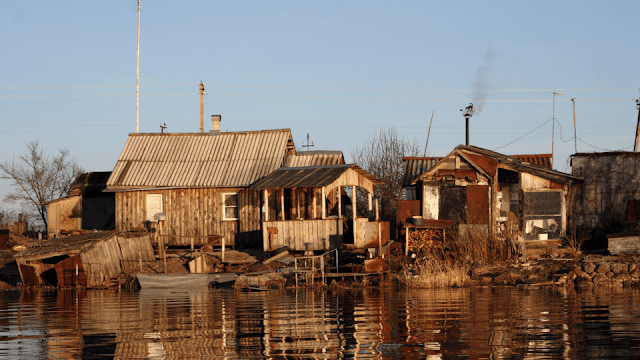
[
  {"x1": 262, "y1": 219, "x2": 343, "y2": 251},
  {"x1": 115, "y1": 188, "x2": 262, "y2": 247}
]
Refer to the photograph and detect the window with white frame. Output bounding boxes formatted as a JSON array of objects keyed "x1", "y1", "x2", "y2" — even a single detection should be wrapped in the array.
[{"x1": 223, "y1": 192, "x2": 239, "y2": 220}]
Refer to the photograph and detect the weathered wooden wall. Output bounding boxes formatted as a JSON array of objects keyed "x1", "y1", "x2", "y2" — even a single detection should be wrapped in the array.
[
  {"x1": 262, "y1": 219, "x2": 343, "y2": 251},
  {"x1": 47, "y1": 196, "x2": 82, "y2": 238},
  {"x1": 80, "y1": 234, "x2": 155, "y2": 287},
  {"x1": 116, "y1": 188, "x2": 262, "y2": 246}
]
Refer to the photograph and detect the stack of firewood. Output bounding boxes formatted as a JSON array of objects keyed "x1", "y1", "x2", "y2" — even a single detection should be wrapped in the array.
[{"x1": 409, "y1": 229, "x2": 443, "y2": 252}]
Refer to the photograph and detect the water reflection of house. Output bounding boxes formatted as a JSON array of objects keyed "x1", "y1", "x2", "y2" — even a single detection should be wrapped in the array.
[
  {"x1": 402, "y1": 145, "x2": 581, "y2": 241},
  {"x1": 45, "y1": 172, "x2": 115, "y2": 239}
]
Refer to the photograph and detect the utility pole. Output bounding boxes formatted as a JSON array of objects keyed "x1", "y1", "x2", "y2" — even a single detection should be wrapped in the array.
[
  {"x1": 552, "y1": 91, "x2": 562, "y2": 169},
  {"x1": 136, "y1": 0, "x2": 141, "y2": 133},
  {"x1": 199, "y1": 82, "x2": 205, "y2": 133},
  {"x1": 572, "y1": 98, "x2": 577, "y2": 154},
  {"x1": 634, "y1": 97, "x2": 640, "y2": 152}
]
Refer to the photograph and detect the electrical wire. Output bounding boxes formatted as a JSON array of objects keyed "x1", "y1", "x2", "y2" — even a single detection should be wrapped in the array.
[
  {"x1": 493, "y1": 119, "x2": 552, "y2": 151},
  {"x1": 576, "y1": 138, "x2": 633, "y2": 152},
  {"x1": 1, "y1": 83, "x2": 638, "y2": 93}
]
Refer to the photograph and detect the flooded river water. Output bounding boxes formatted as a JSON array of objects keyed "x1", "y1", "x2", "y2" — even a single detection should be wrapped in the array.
[{"x1": 1, "y1": 285, "x2": 639, "y2": 359}]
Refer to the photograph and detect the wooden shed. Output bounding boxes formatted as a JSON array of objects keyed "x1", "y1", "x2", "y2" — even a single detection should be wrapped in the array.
[
  {"x1": 46, "y1": 172, "x2": 115, "y2": 238},
  {"x1": 105, "y1": 127, "x2": 300, "y2": 248},
  {"x1": 407, "y1": 145, "x2": 581, "y2": 242},
  {"x1": 250, "y1": 164, "x2": 387, "y2": 251},
  {"x1": 14, "y1": 231, "x2": 155, "y2": 287}
]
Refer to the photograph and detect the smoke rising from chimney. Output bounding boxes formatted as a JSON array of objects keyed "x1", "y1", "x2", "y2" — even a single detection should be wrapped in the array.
[{"x1": 470, "y1": 46, "x2": 496, "y2": 116}]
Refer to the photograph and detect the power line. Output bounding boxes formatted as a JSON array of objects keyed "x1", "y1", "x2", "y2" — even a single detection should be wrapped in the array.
[
  {"x1": 1, "y1": 83, "x2": 637, "y2": 93},
  {"x1": 494, "y1": 118, "x2": 552, "y2": 151},
  {"x1": 576, "y1": 138, "x2": 633, "y2": 152}
]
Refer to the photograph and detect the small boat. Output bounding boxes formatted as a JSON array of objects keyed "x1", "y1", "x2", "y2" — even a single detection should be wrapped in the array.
[{"x1": 136, "y1": 272, "x2": 237, "y2": 288}]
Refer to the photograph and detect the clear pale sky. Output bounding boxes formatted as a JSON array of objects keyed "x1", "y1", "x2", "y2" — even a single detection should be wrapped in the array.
[{"x1": 1, "y1": 1, "x2": 639, "y2": 208}]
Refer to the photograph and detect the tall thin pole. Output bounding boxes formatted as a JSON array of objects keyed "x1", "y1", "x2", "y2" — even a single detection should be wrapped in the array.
[
  {"x1": 634, "y1": 98, "x2": 640, "y2": 152},
  {"x1": 423, "y1": 110, "x2": 434, "y2": 157},
  {"x1": 199, "y1": 82, "x2": 205, "y2": 133},
  {"x1": 572, "y1": 98, "x2": 577, "y2": 153},
  {"x1": 136, "y1": 0, "x2": 141, "y2": 133},
  {"x1": 552, "y1": 91, "x2": 561, "y2": 168}
]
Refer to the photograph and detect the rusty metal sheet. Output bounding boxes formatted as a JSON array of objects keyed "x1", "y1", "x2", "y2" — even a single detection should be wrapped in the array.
[
  {"x1": 362, "y1": 221, "x2": 390, "y2": 248},
  {"x1": 55, "y1": 255, "x2": 87, "y2": 287},
  {"x1": 0, "y1": 230, "x2": 8, "y2": 250},
  {"x1": 628, "y1": 200, "x2": 640, "y2": 222},
  {"x1": 19, "y1": 264, "x2": 40, "y2": 286},
  {"x1": 396, "y1": 200, "x2": 420, "y2": 226},
  {"x1": 466, "y1": 185, "x2": 489, "y2": 224},
  {"x1": 464, "y1": 153, "x2": 497, "y2": 178},
  {"x1": 364, "y1": 258, "x2": 385, "y2": 273}
]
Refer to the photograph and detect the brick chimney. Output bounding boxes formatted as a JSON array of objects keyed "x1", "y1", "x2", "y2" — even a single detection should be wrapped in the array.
[{"x1": 210, "y1": 115, "x2": 221, "y2": 135}]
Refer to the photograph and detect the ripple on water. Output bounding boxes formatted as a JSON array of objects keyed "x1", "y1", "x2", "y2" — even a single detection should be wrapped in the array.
[{"x1": 0, "y1": 286, "x2": 639, "y2": 358}]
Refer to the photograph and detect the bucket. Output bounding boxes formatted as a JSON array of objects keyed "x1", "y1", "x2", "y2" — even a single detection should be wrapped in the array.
[{"x1": 412, "y1": 216, "x2": 423, "y2": 226}]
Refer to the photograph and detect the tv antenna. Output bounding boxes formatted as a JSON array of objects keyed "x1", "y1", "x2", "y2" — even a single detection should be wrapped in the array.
[
  {"x1": 301, "y1": 133, "x2": 314, "y2": 151},
  {"x1": 160, "y1": 123, "x2": 166, "y2": 134}
]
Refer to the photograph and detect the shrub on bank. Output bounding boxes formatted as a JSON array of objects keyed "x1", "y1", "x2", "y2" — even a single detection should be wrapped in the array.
[{"x1": 399, "y1": 226, "x2": 516, "y2": 288}]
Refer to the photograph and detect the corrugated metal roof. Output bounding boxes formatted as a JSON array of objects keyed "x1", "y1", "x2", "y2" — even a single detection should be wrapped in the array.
[
  {"x1": 412, "y1": 145, "x2": 581, "y2": 185},
  {"x1": 512, "y1": 154, "x2": 552, "y2": 168},
  {"x1": 401, "y1": 157, "x2": 442, "y2": 187},
  {"x1": 107, "y1": 129, "x2": 294, "y2": 189},
  {"x1": 250, "y1": 164, "x2": 382, "y2": 190},
  {"x1": 286, "y1": 150, "x2": 345, "y2": 167}
]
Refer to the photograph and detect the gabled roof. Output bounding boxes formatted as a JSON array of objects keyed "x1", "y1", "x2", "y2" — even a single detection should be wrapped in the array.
[
  {"x1": 401, "y1": 157, "x2": 442, "y2": 187},
  {"x1": 413, "y1": 145, "x2": 581, "y2": 185},
  {"x1": 250, "y1": 164, "x2": 382, "y2": 195},
  {"x1": 106, "y1": 129, "x2": 295, "y2": 190},
  {"x1": 286, "y1": 150, "x2": 345, "y2": 167}
]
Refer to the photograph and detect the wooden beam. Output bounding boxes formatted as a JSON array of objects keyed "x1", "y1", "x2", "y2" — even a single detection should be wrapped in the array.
[
  {"x1": 368, "y1": 193, "x2": 372, "y2": 211},
  {"x1": 263, "y1": 190, "x2": 269, "y2": 222},
  {"x1": 321, "y1": 187, "x2": 326, "y2": 219},
  {"x1": 337, "y1": 186, "x2": 342, "y2": 218},
  {"x1": 352, "y1": 185, "x2": 357, "y2": 244},
  {"x1": 313, "y1": 188, "x2": 317, "y2": 219},
  {"x1": 280, "y1": 189, "x2": 285, "y2": 220},
  {"x1": 376, "y1": 198, "x2": 379, "y2": 221}
]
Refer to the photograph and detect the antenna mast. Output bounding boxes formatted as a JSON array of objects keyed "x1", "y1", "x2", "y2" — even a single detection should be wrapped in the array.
[
  {"x1": 199, "y1": 82, "x2": 205, "y2": 133},
  {"x1": 136, "y1": 0, "x2": 141, "y2": 133},
  {"x1": 301, "y1": 133, "x2": 315, "y2": 151}
]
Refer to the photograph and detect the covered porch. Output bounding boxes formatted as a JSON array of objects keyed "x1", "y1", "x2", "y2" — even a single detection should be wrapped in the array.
[{"x1": 250, "y1": 164, "x2": 385, "y2": 252}]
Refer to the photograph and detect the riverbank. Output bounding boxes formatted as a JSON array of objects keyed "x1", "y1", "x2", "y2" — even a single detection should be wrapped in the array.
[{"x1": 3, "y1": 232, "x2": 640, "y2": 290}]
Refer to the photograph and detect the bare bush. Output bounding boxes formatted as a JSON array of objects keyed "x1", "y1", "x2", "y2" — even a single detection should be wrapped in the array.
[
  {"x1": 351, "y1": 127, "x2": 420, "y2": 222},
  {"x1": 0, "y1": 141, "x2": 83, "y2": 231}
]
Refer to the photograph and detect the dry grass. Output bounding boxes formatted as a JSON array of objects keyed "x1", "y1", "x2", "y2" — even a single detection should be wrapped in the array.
[
  {"x1": 401, "y1": 223, "x2": 515, "y2": 288},
  {"x1": 401, "y1": 253, "x2": 470, "y2": 288},
  {"x1": 565, "y1": 226, "x2": 587, "y2": 258}
]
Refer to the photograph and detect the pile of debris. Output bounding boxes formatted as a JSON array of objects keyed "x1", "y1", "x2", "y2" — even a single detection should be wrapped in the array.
[{"x1": 408, "y1": 229, "x2": 443, "y2": 253}]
